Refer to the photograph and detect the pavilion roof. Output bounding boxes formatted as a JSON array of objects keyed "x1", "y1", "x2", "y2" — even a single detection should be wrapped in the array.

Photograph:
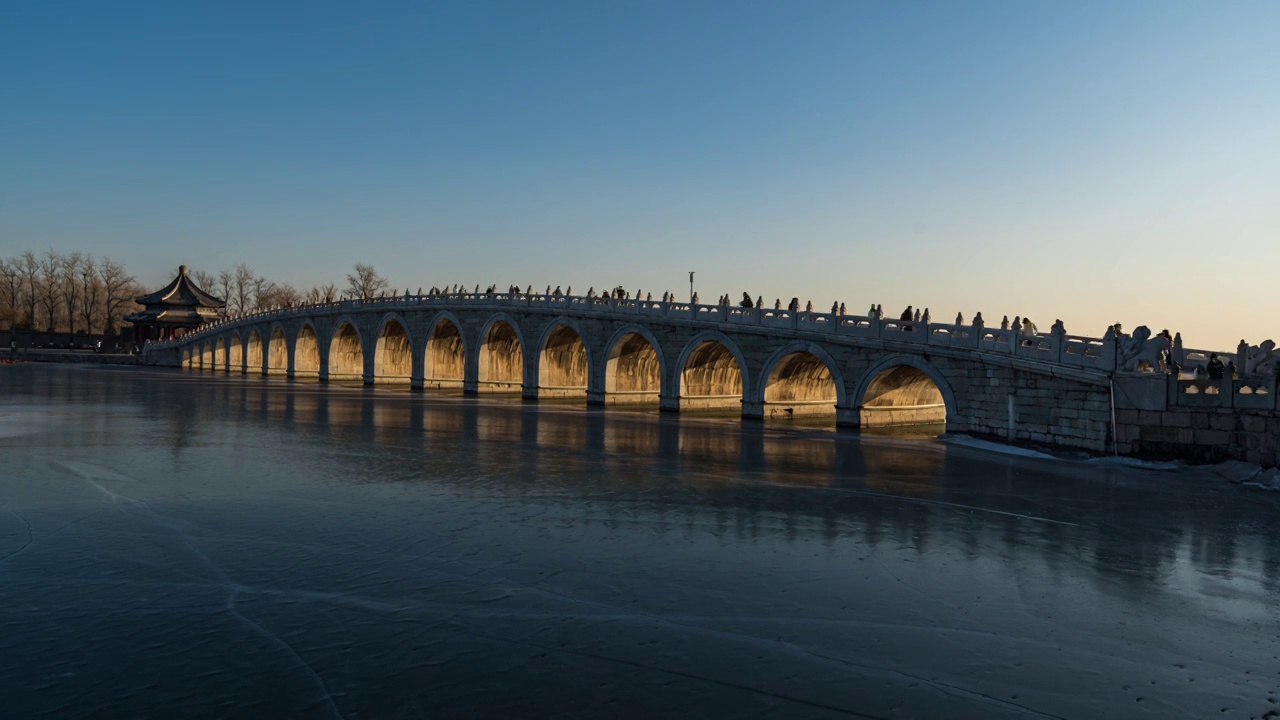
[{"x1": 135, "y1": 265, "x2": 226, "y2": 309}]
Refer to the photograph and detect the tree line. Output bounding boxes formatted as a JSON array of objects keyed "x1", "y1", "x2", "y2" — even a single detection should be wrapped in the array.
[
  {"x1": 0, "y1": 250, "x2": 394, "y2": 333},
  {"x1": 0, "y1": 251, "x2": 139, "y2": 334},
  {"x1": 191, "y1": 262, "x2": 390, "y2": 315}
]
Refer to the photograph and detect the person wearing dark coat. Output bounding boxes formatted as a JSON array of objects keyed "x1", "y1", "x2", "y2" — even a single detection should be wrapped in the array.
[{"x1": 1206, "y1": 353, "x2": 1225, "y2": 380}]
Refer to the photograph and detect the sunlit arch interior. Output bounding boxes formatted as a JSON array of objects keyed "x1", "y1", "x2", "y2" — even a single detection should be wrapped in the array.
[
  {"x1": 228, "y1": 334, "x2": 244, "y2": 373},
  {"x1": 423, "y1": 318, "x2": 465, "y2": 389},
  {"x1": 679, "y1": 340, "x2": 744, "y2": 411},
  {"x1": 374, "y1": 319, "x2": 412, "y2": 384},
  {"x1": 538, "y1": 324, "x2": 588, "y2": 398},
  {"x1": 604, "y1": 332, "x2": 661, "y2": 404},
  {"x1": 267, "y1": 328, "x2": 288, "y2": 375},
  {"x1": 328, "y1": 322, "x2": 364, "y2": 381},
  {"x1": 199, "y1": 342, "x2": 212, "y2": 369},
  {"x1": 182, "y1": 349, "x2": 192, "y2": 369},
  {"x1": 245, "y1": 330, "x2": 263, "y2": 374},
  {"x1": 213, "y1": 338, "x2": 226, "y2": 371},
  {"x1": 295, "y1": 325, "x2": 320, "y2": 377},
  {"x1": 860, "y1": 365, "x2": 947, "y2": 427},
  {"x1": 478, "y1": 320, "x2": 523, "y2": 392},
  {"x1": 763, "y1": 351, "x2": 838, "y2": 418}
]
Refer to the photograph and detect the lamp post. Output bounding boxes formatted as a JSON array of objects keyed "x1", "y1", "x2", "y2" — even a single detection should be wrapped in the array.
[{"x1": 688, "y1": 271, "x2": 695, "y2": 302}]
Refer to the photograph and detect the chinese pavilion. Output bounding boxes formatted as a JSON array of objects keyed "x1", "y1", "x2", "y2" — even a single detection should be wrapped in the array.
[{"x1": 126, "y1": 265, "x2": 225, "y2": 343}]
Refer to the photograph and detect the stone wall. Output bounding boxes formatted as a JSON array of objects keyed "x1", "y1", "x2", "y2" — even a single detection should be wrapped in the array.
[{"x1": 1115, "y1": 408, "x2": 1279, "y2": 467}]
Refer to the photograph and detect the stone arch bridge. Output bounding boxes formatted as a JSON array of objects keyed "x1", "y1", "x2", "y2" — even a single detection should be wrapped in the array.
[{"x1": 143, "y1": 292, "x2": 1131, "y2": 453}]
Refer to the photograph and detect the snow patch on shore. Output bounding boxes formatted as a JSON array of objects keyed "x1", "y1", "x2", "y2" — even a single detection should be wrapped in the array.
[
  {"x1": 941, "y1": 434, "x2": 1059, "y2": 461},
  {"x1": 1084, "y1": 456, "x2": 1185, "y2": 471}
]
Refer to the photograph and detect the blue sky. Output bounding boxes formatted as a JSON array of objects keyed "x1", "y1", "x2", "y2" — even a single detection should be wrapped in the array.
[{"x1": 2, "y1": 1, "x2": 1277, "y2": 348}]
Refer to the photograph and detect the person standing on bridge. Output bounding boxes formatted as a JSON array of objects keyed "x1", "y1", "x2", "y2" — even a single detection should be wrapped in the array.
[
  {"x1": 1207, "y1": 353, "x2": 1226, "y2": 380},
  {"x1": 741, "y1": 292, "x2": 753, "y2": 308},
  {"x1": 1021, "y1": 317, "x2": 1039, "y2": 345},
  {"x1": 900, "y1": 305, "x2": 913, "y2": 322}
]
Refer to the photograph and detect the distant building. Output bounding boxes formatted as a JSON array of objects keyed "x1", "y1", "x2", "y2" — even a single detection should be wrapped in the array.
[{"x1": 126, "y1": 265, "x2": 225, "y2": 343}]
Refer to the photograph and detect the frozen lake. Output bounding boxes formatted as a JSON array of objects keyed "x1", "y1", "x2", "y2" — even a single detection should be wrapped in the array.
[{"x1": 1, "y1": 364, "x2": 1278, "y2": 719}]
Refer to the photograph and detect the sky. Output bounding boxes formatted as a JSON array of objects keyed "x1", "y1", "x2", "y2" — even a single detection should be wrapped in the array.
[{"x1": 2, "y1": 0, "x2": 1277, "y2": 350}]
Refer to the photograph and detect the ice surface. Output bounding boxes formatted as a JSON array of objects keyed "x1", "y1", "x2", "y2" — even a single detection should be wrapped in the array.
[{"x1": 2, "y1": 365, "x2": 1279, "y2": 719}]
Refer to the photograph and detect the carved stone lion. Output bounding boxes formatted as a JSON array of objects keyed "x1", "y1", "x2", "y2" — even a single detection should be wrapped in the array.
[
  {"x1": 1245, "y1": 340, "x2": 1278, "y2": 376},
  {"x1": 1118, "y1": 325, "x2": 1171, "y2": 372}
]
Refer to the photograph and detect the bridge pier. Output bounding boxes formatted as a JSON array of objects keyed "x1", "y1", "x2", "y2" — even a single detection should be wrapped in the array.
[
  {"x1": 741, "y1": 400, "x2": 764, "y2": 420},
  {"x1": 836, "y1": 405, "x2": 859, "y2": 428},
  {"x1": 463, "y1": 379, "x2": 479, "y2": 396},
  {"x1": 586, "y1": 390, "x2": 606, "y2": 406},
  {"x1": 659, "y1": 396, "x2": 680, "y2": 413}
]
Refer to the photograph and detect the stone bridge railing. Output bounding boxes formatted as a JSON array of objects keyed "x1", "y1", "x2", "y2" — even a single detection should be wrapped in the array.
[{"x1": 145, "y1": 291, "x2": 1133, "y2": 374}]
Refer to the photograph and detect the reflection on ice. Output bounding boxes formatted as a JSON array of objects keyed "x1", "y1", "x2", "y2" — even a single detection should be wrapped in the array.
[{"x1": 2, "y1": 365, "x2": 1279, "y2": 719}]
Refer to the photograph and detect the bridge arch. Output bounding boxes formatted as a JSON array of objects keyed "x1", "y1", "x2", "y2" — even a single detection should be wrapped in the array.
[
  {"x1": 228, "y1": 333, "x2": 244, "y2": 373},
  {"x1": 213, "y1": 337, "x2": 227, "y2": 371},
  {"x1": 477, "y1": 313, "x2": 526, "y2": 393},
  {"x1": 603, "y1": 325, "x2": 665, "y2": 405},
  {"x1": 266, "y1": 326, "x2": 288, "y2": 375},
  {"x1": 200, "y1": 341, "x2": 211, "y2": 369},
  {"x1": 328, "y1": 318, "x2": 365, "y2": 382},
  {"x1": 374, "y1": 313, "x2": 413, "y2": 384},
  {"x1": 758, "y1": 342, "x2": 846, "y2": 418},
  {"x1": 245, "y1": 329, "x2": 264, "y2": 374},
  {"x1": 423, "y1": 312, "x2": 466, "y2": 389},
  {"x1": 536, "y1": 318, "x2": 592, "y2": 399},
  {"x1": 674, "y1": 330, "x2": 750, "y2": 411},
  {"x1": 853, "y1": 354, "x2": 955, "y2": 428},
  {"x1": 295, "y1": 323, "x2": 321, "y2": 377},
  {"x1": 182, "y1": 348, "x2": 193, "y2": 369}
]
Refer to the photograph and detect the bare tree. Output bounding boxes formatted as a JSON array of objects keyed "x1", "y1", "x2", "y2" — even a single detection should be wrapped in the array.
[
  {"x1": 251, "y1": 277, "x2": 276, "y2": 311},
  {"x1": 232, "y1": 263, "x2": 256, "y2": 314},
  {"x1": 265, "y1": 283, "x2": 301, "y2": 308},
  {"x1": 18, "y1": 251, "x2": 40, "y2": 329},
  {"x1": 60, "y1": 252, "x2": 84, "y2": 332},
  {"x1": 305, "y1": 283, "x2": 339, "y2": 305},
  {"x1": 191, "y1": 269, "x2": 217, "y2": 293},
  {"x1": 78, "y1": 256, "x2": 102, "y2": 334},
  {"x1": 217, "y1": 270, "x2": 233, "y2": 310},
  {"x1": 38, "y1": 250, "x2": 62, "y2": 331},
  {"x1": 99, "y1": 257, "x2": 136, "y2": 333},
  {"x1": 346, "y1": 263, "x2": 388, "y2": 300},
  {"x1": 0, "y1": 258, "x2": 22, "y2": 330}
]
